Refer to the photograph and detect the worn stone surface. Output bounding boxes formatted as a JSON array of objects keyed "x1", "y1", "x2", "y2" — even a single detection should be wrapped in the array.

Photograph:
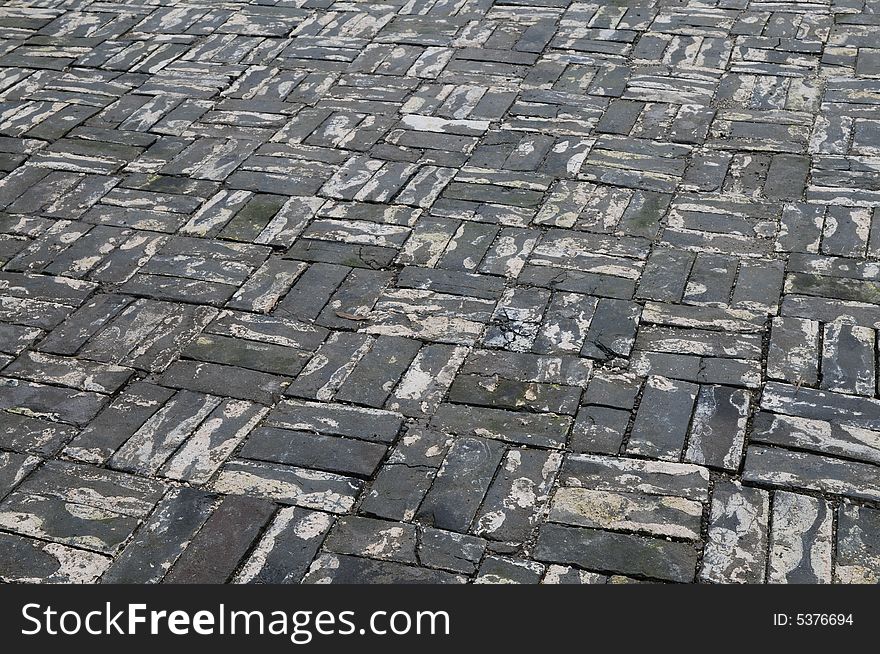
[
  {"x1": 768, "y1": 491, "x2": 833, "y2": 585},
  {"x1": 700, "y1": 481, "x2": 770, "y2": 584},
  {"x1": 549, "y1": 487, "x2": 702, "y2": 541},
  {"x1": 236, "y1": 508, "x2": 333, "y2": 584},
  {"x1": 1, "y1": 0, "x2": 878, "y2": 585},
  {"x1": 534, "y1": 523, "x2": 699, "y2": 583},
  {"x1": 835, "y1": 504, "x2": 880, "y2": 584}
]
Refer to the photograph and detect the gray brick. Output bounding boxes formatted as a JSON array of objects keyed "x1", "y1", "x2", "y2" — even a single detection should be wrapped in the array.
[
  {"x1": 415, "y1": 437, "x2": 505, "y2": 533},
  {"x1": 534, "y1": 523, "x2": 699, "y2": 583}
]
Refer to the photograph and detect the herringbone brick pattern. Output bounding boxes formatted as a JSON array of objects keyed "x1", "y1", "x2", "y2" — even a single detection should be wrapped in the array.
[{"x1": 1, "y1": 0, "x2": 879, "y2": 584}]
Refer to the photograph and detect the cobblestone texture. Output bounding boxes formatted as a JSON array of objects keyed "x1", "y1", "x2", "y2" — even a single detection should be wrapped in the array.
[{"x1": 1, "y1": 0, "x2": 879, "y2": 584}]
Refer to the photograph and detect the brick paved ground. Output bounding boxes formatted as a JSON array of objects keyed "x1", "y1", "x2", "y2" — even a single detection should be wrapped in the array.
[{"x1": 1, "y1": 0, "x2": 879, "y2": 584}]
